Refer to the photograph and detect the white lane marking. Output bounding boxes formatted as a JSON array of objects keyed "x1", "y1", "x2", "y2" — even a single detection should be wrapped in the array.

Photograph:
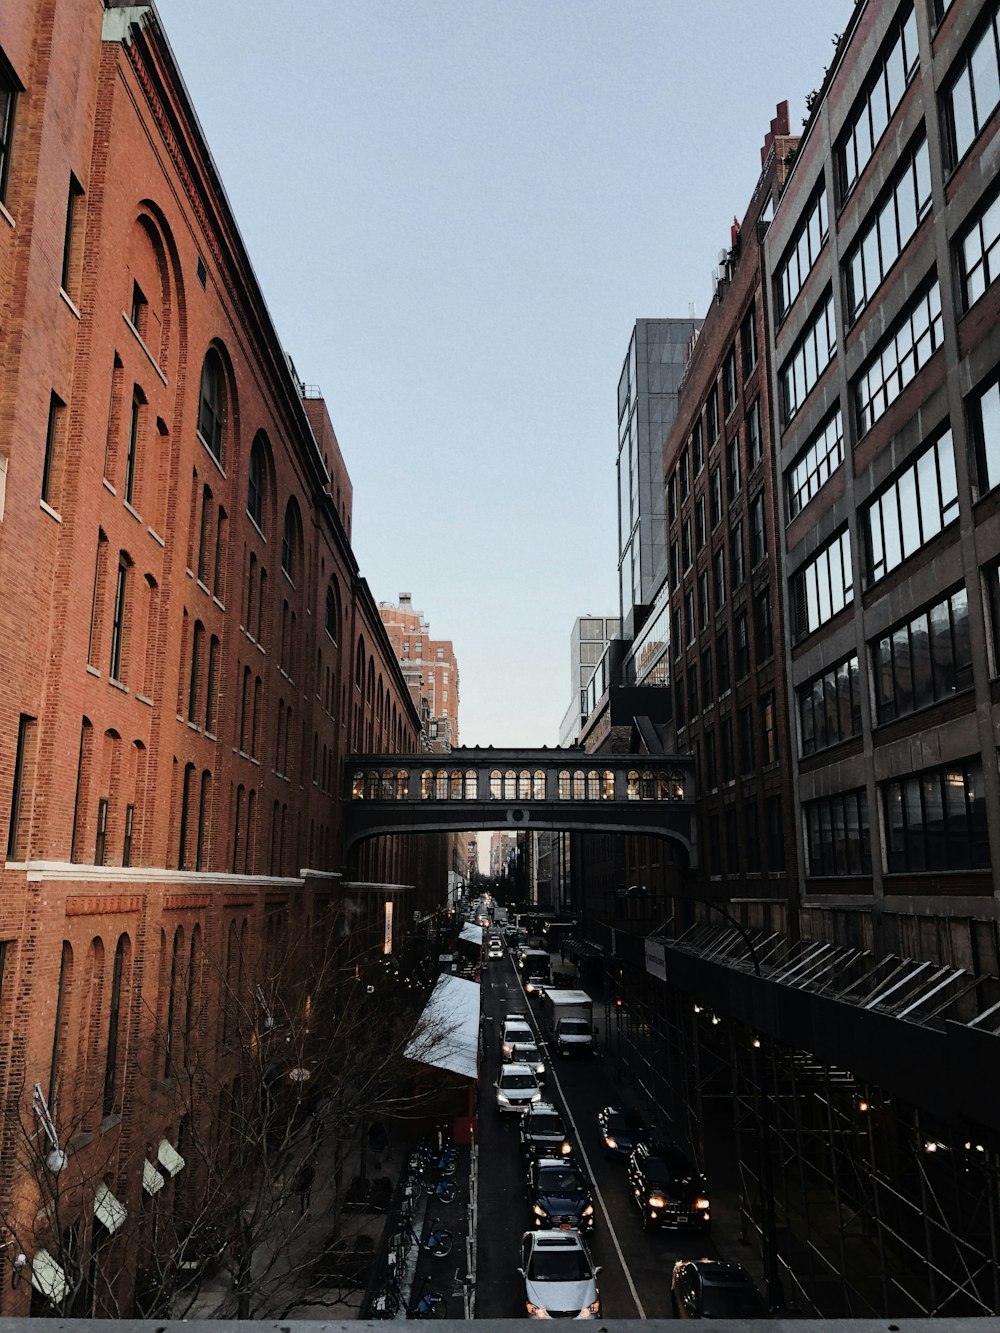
[{"x1": 511, "y1": 969, "x2": 647, "y2": 1321}]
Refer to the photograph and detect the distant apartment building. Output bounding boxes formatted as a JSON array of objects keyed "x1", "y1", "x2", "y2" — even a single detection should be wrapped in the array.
[
  {"x1": 379, "y1": 592, "x2": 460, "y2": 749},
  {"x1": 617, "y1": 318, "x2": 702, "y2": 641},
  {"x1": 766, "y1": 0, "x2": 1000, "y2": 960},
  {"x1": 664, "y1": 104, "x2": 800, "y2": 923},
  {"x1": 558, "y1": 614, "x2": 620, "y2": 746}
]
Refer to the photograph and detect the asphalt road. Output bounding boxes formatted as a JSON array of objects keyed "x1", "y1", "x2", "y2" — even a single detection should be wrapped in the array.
[{"x1": 475, "y1": 945, "x2": 728, "y2": 1320}]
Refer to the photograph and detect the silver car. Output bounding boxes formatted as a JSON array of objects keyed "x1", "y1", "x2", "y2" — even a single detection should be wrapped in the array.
[
  {"x1": 519, "y1": 1229, "x2": 601, "y2": 1319},
  {"x1": 495, "y1": 1063, "x2": 542, "y2": 1114}
]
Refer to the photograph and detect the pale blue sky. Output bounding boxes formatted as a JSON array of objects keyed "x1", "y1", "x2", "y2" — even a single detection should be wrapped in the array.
[{"x1": 157, "y1": 1, "x2": 854, "y2": 747}]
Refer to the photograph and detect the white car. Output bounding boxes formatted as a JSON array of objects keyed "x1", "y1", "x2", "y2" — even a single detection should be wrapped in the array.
[
  {"x1": 519, "y1": 1229, "x2": 601, "y2": 1319},
  {"x1": 488, "y1": 938, "x2": 504, "y2": 958},
  {"x1": 501, "y1": 1020, "x2": 535, "y2": 1058},
  {"x1": 495, "y1": 1063, "x2": 542, "y2": 1114},
  {"x1": 508, "y1": 1039, "x2": 546, "y2": 1078}
]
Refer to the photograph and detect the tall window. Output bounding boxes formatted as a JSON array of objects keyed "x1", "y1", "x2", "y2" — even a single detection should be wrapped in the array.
[
  {"x1": 188, "y1": 621, "x2": 204, "y2": 723},
  {"x1": 791, "y1": 530, "x2": 853, "y2": 641},
  {"x1": 798, "y1": 655, "x2": 862, "y2": 755},
  {"x1": 102, "y1": 935, "x2": 127, "y2": 1118},
  {"x1": 282, "y1": 500, "x2": 299, "y2": 580},
  {"x1": 944, "y1": 2, "x2": 1000, "y2": 166},
  {"x1": 41, "y1": 391, "x2": 66, "y2": 509},
  {"x1": 750, "y1": 493, "x2": 767, "y2": 565},
  {"x1": 779, "y1": 291, "x2": 836, "y2": 423},
  {"x1": 197, "y1": 350, "x2": 224, "y2": 461},
  {"x1": 109, "y1": 554, "x2": 130, "y2": 681},
  {"x1": 957, "y1": 186, "x2": 1000, "y2": 310},
  {"x1": 837, "y1": 5, "x2": 919, "y2": 197},
  {"x1": 968, "y1": 376, "x2": 1000, "y2": 496},
  {"x1": 761, "y1": 692, "x2": 778, "y2": 764},
  {"x1": 865, "y1": 430, "x2": 958, "y2": 582},
  {"x1": 883, "y1": 758, "x2": 989, "y2": 872},
  {"x1": 722, "y1": 349, "x2": 737, "y2": 418},
  {"x1": 60, "y1": 173, "x2": 84, "y2": 298},
  {"x1": 205, "y1": 636, "x2": 220, "y2": 733},
  {"x1": 197, "y1": 485, "x2": 213, "y2": 583},
  {"x1": 124, "y1": 387, "x2": 144, "y2": 506},
  {"x1": 855, "y1": 282, "x2": 944, "y2": 437},
  {"x1": 804, "y1": 790, "x2": 871, "y2": 876},
  {"x1": 740, "y1": 306, "x2": 758, "y2": 377},
  {"x1": 726, "y1": 434, "x2": 741, "y2": 502},
  {"x1": 786, "y1": 408, "x2": 844, "y2": 519},
  {"x1": 844, "y1": 135, "x2": 931, "y2": 322},
  {"x1": 6, "y1": 713, "x2": 36, "y2": 859},
  {"x1": 872, "y1": 587, "x2": 973, "y2": 723},
  {"x1": 248, "y1": 433, "x2": 266, "y2": 530},
  {"x1": 0, "y1": 56, "x2": 17, "y2": 203},
  {"x1": 746, "y1": 398, "x2": 762, "y2": 470},
  {"x1": 734, "y1": 611, "x2": 749, "y2": 680},
  {"x1": 325, "y1": 580, "x2": 340, "y2": 641},
  {"x1": 775, "y1": 185, "x2": 829, "y2": 320},
  {"x1": 178, "y1": 763, "x2": 194, "y2": 870}
]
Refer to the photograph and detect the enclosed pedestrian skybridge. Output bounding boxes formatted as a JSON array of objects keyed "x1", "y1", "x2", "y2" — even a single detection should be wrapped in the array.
[{"x1": 343, "y1": 748, "x2": 696, "y2": 863}]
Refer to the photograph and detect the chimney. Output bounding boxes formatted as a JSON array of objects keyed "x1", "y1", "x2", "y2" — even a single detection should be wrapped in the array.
[{"x1": 400, "y1": 592, "x2": 412, "y2": 608}]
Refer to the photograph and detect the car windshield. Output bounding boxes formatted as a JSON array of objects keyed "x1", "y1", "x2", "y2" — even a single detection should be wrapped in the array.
[
  {"x1": 701, "y1": 1284, "x2": 767, "y2": 1318},
  {"x1": 560, "y1": 1019, "x2": 590, "y2": 1036},
  {"x1": 506, "y1": 1026, "x2": 532, "y2": 1042},
  {"x1": 537, "y1": 1167, "x2": 585, "y2": 1193},
  {"x1": 513, "y1": 1044, "x2": 539, "y2": 1058},
  {"x1": 527, "y1": 1249, "x2": 591, "y2": 1282},
  {"x1": 501, "y1": 1073, "x2": 536, "y2": 1090},
  {"x1": 608, "y1": 1110, "x2": 643, "y2": 1134},
  {"x1": 647, "y1": 1144, "x2": 699, "y2": 1178},
  {"x1": 528, "y1": 1114, "x2": 564, "y2": 1135}
]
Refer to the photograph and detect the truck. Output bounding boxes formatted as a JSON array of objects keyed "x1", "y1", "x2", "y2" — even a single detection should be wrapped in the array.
[
  {"x1": 540, "y1": 988, "x2": 595, "y2": 1056},
  {"x1": 518, "y1": 948, "x2": 551, "y2": 994}
]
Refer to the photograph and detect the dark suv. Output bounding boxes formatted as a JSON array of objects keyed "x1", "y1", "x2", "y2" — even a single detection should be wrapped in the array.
[
  {"x1": 527, "y1": 1156, "x2": 595, "y2": 1231},
  {"x1": 626, "y1": 1140, "x2": 710, "y2": 1231},
  {"x1": 521, "y1": 1101, "x2": 572, "y2": 1160}
]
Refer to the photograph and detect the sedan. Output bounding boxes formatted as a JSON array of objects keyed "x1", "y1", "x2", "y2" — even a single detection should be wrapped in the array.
[
  {"x1": 508, "y1": 1039, "x2": 546, "y2": 1079},
  {"x1": 627, "y1": 1140, "x2": 711, "y2": 1231},
  {"x1": 521, "y1": 1102, "x2": 573, "y2": 1160},
  {"x1": 487, "y1": 938, "x2": 504, "y2": 958},
  {"x1": 519, "y1": 1229, "x2": 601, "y2": 1319},
  {"x1": 597, "y1": 1105, "x2": 648, "y2": 1159},
  {"x1": 495, "y1": 1063, "x2": 542, "y2": 1114},
  {"x1": 671, "y1": 1258, "x2": 769, "y2": 1319},
  {"x1": 528, "y1": 1156, "x2": 595, "y2": 1231}
]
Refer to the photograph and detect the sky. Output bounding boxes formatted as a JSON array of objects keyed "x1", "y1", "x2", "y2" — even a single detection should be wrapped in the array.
[{"x1": 156, "y1": 1, "x2": 854, "y2": 748}]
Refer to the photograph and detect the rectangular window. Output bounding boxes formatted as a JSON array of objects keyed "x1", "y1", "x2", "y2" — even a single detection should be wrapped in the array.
[
  {"x1": 780, "y1": 290, "x2": 836, "y2": 424},
  {"x1": 720, "y1": 716, "x2": 734, "y2": 783},
  {"x1": 957, "y1": 185, "x2": 1000, "y2": 309},
  {"x1": 726, "y1": 433, "x2": 741, "y2": 502},
  {"x1": 738, "y1": 704, "x2": 755, "y2": 775},
  {"x1": 679, "y1": 447, "x2": 690, "y2": 500},
  {"x1": 798, "y1": 654, "x2": 862, "y2": 756},
  {"x1": 701, "y1": 646, "x2": 713, "y2": 704},
  {"x1": 944, "y1": 2, "x2": 1000, "y2": 167},
  {"x1": 734, "y1": 610, "x2": 749, "y2": 680},
  {"x1": 130, "y1": 280, "x2": 148, "y2": 339},
  {"x1": 60, "y1": 173, "x2": 84, "y2": 298},
  {"x1": 687, "y1": 664, "x2": 698, "y2": 720},
  {"x1": 705, "y1": 727, "x2": 717, "y2": 790},
  {"x1": 122, "y1": 802, "x2": 135, "y2": 868},
  {"x1": 883, "y1": 757, "x2": 989, "y2": 872},
  {"x1": 766, "y1": 794, "x2": 786, "y2": 872},
  {"x1": 124, "y1": 388, "x2": 142, "y2": 506},
  {"x1": 744, "y1": 803, "x2": 761, "y2": 872},
  {"x1": 716, "y1": 629, "x2": 730, "y2": 694},
  {"x1": 786, "y1": 407, "x2": 844, "y2": 519},
  {"x1": 713, "y1": 547, "x2": 726, "y2": 609},
  {"x1": 0, "y1": 55, "x2": 18, "y2": 204},
  {"x1": 746, "y1": 398, "x2": 762, "y2": 470},
  {"x1": 741, "y1": 306, "x2": 758, "y2": 377},
  {"x1": 672, "y1": 608, "x2": 682, "y2": 659},
  {"x1": 692, "y1": 421, "x2": 704, "y2": 476},
  {"x1": 94, "y1": 796, "x2": 109, "y2": 867},
  {"x1": 775, "y1": 185, "x2": 829, "y2": 320},
  {"x1": 41, "y1": 391, "x2": 66, "y2": 509},
  {"x1": 854, "y1": 280, "x2": 944, "y2": 437},
  {"x1": 865, "y1": 429, "x2": 958, "y2": 582},
  {"x1": 731, "y1": 521, "x2": 745, "y2": 588},
  {"x1": 667, "y1": 471, "x2": 677, "y2": 524},
  {"x1": 754, "y1": 587, "x2": 773, "y2": 661},
  {"x1": 682, "y1": 518, "x2": 692, "y2": 571},
  {"x1": 698, "y1": 570, "x2": 710, "y2": 630},
  {"x1": 6, "y1": 713, "x2": 36, "y2": 859},
  {"x1": 969, "y1": 376, "x2": 1000, "y2": 496},
  {"x1": 791, "y1": 529, "x2": 853, "y2": 641},
  {"x1": 109, "y1": 557, "x2": 129, "y2": 682},
  {"x1": 804, "y1": 790, "x2": 871, "y2": 876},
  {"x1": 872, "y1": 586, "x2": 973, "y2": 723},
  {"x1": 669, "y1": 540, "x2": 679, "y2": 590},
  {"x1": 722, "y1": 349, "x2": 737, "y2": 418},
  {"x1": 761, "y1": 692, "x2": 778, "y2": 765},
  {"x1": 837, "y1": 5, "x2": 919, "y2": 199},
  {"x1": 750, "y1": 492, "x2": 767, "y2": 565},
  {"x1": 684, "y1": 590, "x2": 695, "y2": 645},
  {"x1": 674, "y1": 677, "x2": 685, "y2": 729},
  {"x1": 695, "y1": 495, "x2": 707, "y2": 551},
  {"x1": 710, "y1": 466, "x2": 722, "y2": 528},
  {"x1": 844, "y1": 134, "x2": 931, "y2": 323},
  {"x1": 706, "y1": 390, "x2": 719, "y2": 445}
]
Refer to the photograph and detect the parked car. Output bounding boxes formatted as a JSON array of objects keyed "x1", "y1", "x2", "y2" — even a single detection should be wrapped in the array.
[
  {"x1": 528, "y1": 1156, "x2": 595, "y2": 1231},
  {"x1": 597, "y1": 1105, "x2": 648, "y2": 1159},
  {"x1": 626, "y1": 1140, "x2": 711, "y2": 1231},
  {"x1": 671, "y1": 1258, "x2": 769, "y2": 1319},
  {"x1": 520, "y1": 1102, "x2": 572, "y2": 1160},
  {"x1": 508, "y1": 1039, "x2": 546, "y2": 1078},
  {"x1": 519, "y1": 1229, "x2": 601, "y2": 1319},
  {"x1": 495, "y1": 1063, "x2": 542, "y2": 1114}
]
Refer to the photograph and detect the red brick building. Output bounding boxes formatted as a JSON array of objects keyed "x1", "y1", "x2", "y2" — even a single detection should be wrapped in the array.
[
  {"x1": 378, "y1": 592, "x2": 461, "y2": 749},
  {"x1": 0, "y1": 1, "x2": 447, "y2": 1312}
]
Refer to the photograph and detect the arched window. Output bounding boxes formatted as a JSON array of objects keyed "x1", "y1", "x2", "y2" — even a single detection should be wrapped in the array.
[
  {"x1": 533, "y1": 770, "x2": 545, "y2": 799},
  {"x1": 602, "y1": 770, "x2": 615, "y2": 799},
  {"x1": 450, "y1": 769, "x2": 462, "y2": 799},
  {"x1": 627, "y1": 770, "x2": 640, "y2": 800},
  {"x1": 436, "y1": 770, "x2": 449, "y2": 799},
  {"x1": 490, "y1": 770, "x2": 502, "y2": 800},
  {"x1": 366, "y1": 771, "x2": 378, "y2": 799},
  {"x1": 670, "y1": 770, "x2": 685, "y2": 800},
  {"x1": 381, "y1": 769, "x2": 396, "y2": 799},
  {"x1": 355, "y1": 639, "x2": 366, "y2": 690},
  {"x1": 641, "y1": 770, "x2": 655, "y2": 800},
  {"x1": 517, "y1": 770, "x2": 531, "y2": 800},
  {"x1": 421, "y1": 769, "x2": 433, "y2": 799},
  {"x1": 397, "y1": 769, "x2": 409, "y2": 798},
  {"x1": 572, "y1": 771, "x2": 586, "y2": 800},
  {"x1": 586, "y1": 770, "x2": 601, "y2": 801},
  {"x1": 558, "y1": 770, "x2": 571, "y2": 799},
  {"x1": 281, "y1": 498, "x2": 301, "y2": 580},
  {"x1": 325, "y1": 579, "x2": 341, "y2": 642},
  {"x1": 351, "y1": 771, "x2": 364, "y2": 799},
  {"x1": 197, "y1": 349, "x2": 225, "y2": 461},
  {"x1": 465, "y1": 770, "x2": 478, "y2": 800},
  {"x1": 248, "y1": 433, "x2": 266, "y2": 529},
  {"x1": 102, "y1": 933, "x2": 130, "y2": 1119},
  {"x1": 503, "y1": 770, "x2": 516, "y2": 800}
]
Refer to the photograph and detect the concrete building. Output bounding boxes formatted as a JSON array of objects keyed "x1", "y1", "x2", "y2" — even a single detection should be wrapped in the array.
[
  {"x1": 378, "y1": 593, "x2": 460, "y2": 750},
  {"x1": 557, "y1": 614, "x2": 621, "y2": 746},
  {"x1": 617, "y1": 318, "x2": 702, "y2": 640},
  {"x1": 0, "y1": 2, "x2": 449, "y2": 1314}
]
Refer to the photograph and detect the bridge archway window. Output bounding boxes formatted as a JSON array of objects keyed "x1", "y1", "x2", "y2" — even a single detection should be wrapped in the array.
[
  {"x1": 421, "y1": 769, "x2": 433, "y2": 799},
  {"x1": 641, "y1": 770, "x2": 655, "y2": 800},
  {"x1": 465, "y1": 770, "x2": 478, "y2": 800},
  {"x1": 533, "y1": 770, "x2": 545, "y2": 799},
  {"x1": 517, "y1": 770, "x2": 531, "y2": 800},
  {"x1": 558, "y1": 770, "x2": 570, "y2": 799},
  {"x1": 670, "y1": 770, "x2": 685, "y2": 799},
  {"x1": 504, "y1": 770, "x2": 516, "y2": 799},
  {"x1": 450, "y1": 770, "x2": 463, "y2": 800},
  {"x1": 397, "y1": 769, "x2": 409, "y2": 799},
  {"x1": 627, "y1": 770, "x2": 640, "y2": 800},
  {"x1": 572, "y1": 771, "x2": 586, "y2": 800},
  {"x1": 365, "y1": 771, "x2": 379, "y2": 799},
  {"x1": 489, "y1": 770, "x2": 502, "y2": 799},
  {"x1": 351, "y1": 772, "x2": 364, "y2": 799},
  {"x1": 381, "y1": 769, "x2": 396, "y2": 799},
  {"x1": 435, "y1": 770, "x2": 448, "y2": 799},
  {"x1": 586, "y1": 770, "x2": 600, "y2": 800}
]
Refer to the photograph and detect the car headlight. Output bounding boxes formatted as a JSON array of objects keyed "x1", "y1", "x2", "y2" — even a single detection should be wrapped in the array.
[
  {"x1": 581, "y1": 1203, "x2": 594, "y2": 1217},
  {"x1": 648, "y1": 1193, "x2": 666, "y2": 1208},
  {"x1": 586, "y1": 1300, "x2": 601, "y2": 1316},
  {"x1": 502, "y1": 1042, "x2": 513, "y2": 1055},
  {"x1": 561, "y1": 1141, "x2": 572, "y2": 1155},
  {"x1": 695, "y1": 1196, "x2": 711, "y2": 1211},
  {"x1": 532, "y1": 1202, "x2": 548, "y2": 1217},
  {"x1": 497, "y1": 1092, "x2": 511, "y2": 1105},
  {"x1": 530, "y1": 1090, "x2": 541, "y2": 1102},
  {"x1": 525, "y1": 1301, "x2": 549, "y2": 1318},
  {"x1": 536, "y1": 1062, "x2": 546, "y2": 1074},
  {"x1": 604, "y1": 1136, "x2": 617, "y2": 1149}
]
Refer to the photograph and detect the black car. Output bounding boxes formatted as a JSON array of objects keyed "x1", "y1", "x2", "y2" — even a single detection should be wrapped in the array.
[
  {"x1": 626, "y1": 1140, "x2": 710, "y2": 1231},
  {"x1": 671, "y1": 1258, "x2": 769, "y2": 1319},
  {"x1": 597, "y1": 1105, "x2": 648, "y2": 1159},
  {"x1": 521, "y1": 1102, "x2": 572, "y2": 1160},
  {"x1": 528, "y1": 1156, "x2": 595, "y2": 1231}
]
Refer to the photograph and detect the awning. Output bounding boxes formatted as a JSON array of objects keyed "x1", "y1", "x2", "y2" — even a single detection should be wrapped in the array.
[
  {"x1": 142, "y1": 1159, "x2": 165, "y2": 1195},
  {"x1": 404, "y1": 973, "x2": 480, "y2": 1080},
  {"x1": 94, "y1": 1181, "x2": 127, "y2": 1233},
  {"x1": 157, "y1": 1137, "x2": 185, "y2": 1176},
  {"x1": 459, "y1": 922, "x2": 483, "y2": 947},
  {"x1": 30, "y1": 1248, "x2": 68, "y2": 1304}
]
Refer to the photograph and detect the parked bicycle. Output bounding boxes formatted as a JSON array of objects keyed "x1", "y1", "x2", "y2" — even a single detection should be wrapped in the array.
[
  {"x1": 398, "y1": 1211, "x2": 453, "y2": 1258},
  {"x1": 415, "y1": 1164, "x2": 457, "y2": 1204},
  {"x1": 413, "y1": 1136, "x2": 457, "y2": 1177},
  {"x1": 371, "y1": 1273, "x2": 447, "y2": 1319}
]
